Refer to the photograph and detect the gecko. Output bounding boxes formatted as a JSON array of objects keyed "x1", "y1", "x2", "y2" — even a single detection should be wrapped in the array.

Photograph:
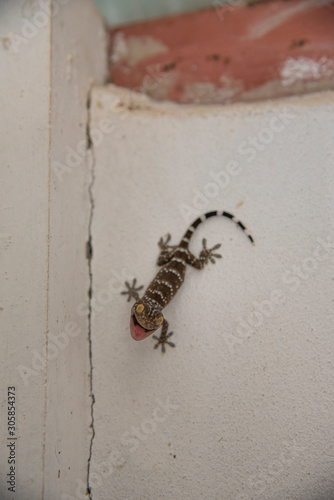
[{"x1": 121, "y1": 210, "x2": 254, "y2": 352}]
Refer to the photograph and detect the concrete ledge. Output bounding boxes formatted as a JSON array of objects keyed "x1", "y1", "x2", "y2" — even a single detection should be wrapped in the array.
[{"x1": 110, "y1": 0, "x2": 334, "y2": 104}]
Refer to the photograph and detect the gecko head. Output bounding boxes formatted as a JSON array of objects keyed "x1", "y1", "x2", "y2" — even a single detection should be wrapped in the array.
[{"x1": 130, "y1": 299, "x2": 164, "y2": 341}]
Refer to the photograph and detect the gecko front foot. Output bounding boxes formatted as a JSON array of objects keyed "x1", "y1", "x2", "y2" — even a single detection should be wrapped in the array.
[
  {"x1": 200, "y1": 238, "x2": 222, "y2": 265},
  {"x1": 121, "y1": 278, "x2": 143, "y2": 302},
  {"x1": 152, "y1": 331, "x2": 175, "y2": 353}
]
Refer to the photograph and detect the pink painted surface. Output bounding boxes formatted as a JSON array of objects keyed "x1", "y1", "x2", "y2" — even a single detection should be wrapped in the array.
[{"x1": 110, "y1": 0, "x2": 334, "y2": 104}]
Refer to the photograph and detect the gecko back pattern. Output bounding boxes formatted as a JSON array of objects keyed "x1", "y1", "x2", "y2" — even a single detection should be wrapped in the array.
[{"x1": 121, "y1": 210, "x2": 254, "y2": 352}]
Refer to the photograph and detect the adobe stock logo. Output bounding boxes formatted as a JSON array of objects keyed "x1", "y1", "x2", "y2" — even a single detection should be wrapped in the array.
[
  {"x1": 237, "y1": 108, "x2": 296, "y2": 163},
  {"x1": 179, "y1": 107, "x2": 296, "y2": 223},
  {"x1": 179, "y1": 160, "x2": 241, "y2": 222},
  {"x1": 225, "y1": 234, "x2": 334, "y2": 353},
  {"x1": 61, "y1": 398, "x2": 179, "y2": 499},
  {"x1": 4, "y1": 0, "x2": 71, "y2": 53}
]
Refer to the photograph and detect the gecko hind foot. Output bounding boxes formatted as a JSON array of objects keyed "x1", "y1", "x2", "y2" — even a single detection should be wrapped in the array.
[
  {"x1": 157, "y1": 233, "x2": 178, "y2": 265},
  {"x1": 152, "y1": 331, "x2": 175, "y2": 353},
  {"x1": 199, "y1": 238, "x2": 222, "y2": 265},
  {"x1": 158, "y1": 233, "x2": 172, "y2": 249},
  {"x1": 158, "y1": 233, "x2": 177, "y2": 251},
  {"x1": 120, "y1": 278, "x2": 143, "y2": 302}
]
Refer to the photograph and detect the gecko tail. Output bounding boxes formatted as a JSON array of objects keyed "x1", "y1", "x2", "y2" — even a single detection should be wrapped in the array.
[{"x1": 180, "y1": 210, "x2": 254, "y2": 246}]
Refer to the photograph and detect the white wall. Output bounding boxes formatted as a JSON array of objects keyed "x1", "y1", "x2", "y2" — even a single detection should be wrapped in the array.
[
  {"x1": 89, "y1": 85, "x2": 334, "y2": 499},
  {"x1": 1, "y1": 3, "x2": 51, "y2": 496},
  {"x1": 0, "y1": 1, "x2": 106, "y2": 499}
]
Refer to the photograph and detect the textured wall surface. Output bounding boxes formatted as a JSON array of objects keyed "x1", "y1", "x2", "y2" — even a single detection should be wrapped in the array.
[
  {"x1": 109, "y1": 1, "x2": 334, "y2": 105},
  {"x1": 0, "y1": 3, "x2": 50, "y2": 496},
  {"x1": 0, "y1": 1, "x2": 106, "y2": 498},
  {"x1": 89, "y1": 85, "x2": 334, "y2": 499}
]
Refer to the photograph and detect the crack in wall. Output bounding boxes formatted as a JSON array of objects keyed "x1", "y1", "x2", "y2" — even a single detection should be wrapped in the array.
[{"x1": 86, "y1": 87, "x2": 96, "y2": 500}]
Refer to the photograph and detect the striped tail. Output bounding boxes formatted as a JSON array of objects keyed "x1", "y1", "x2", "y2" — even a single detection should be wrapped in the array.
[{"x1": 180, "y1": 210, "x2": 254, "y2": 247}]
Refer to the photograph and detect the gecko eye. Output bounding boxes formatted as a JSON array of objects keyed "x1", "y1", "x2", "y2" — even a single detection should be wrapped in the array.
[
  {"x1": 156, "y1": 315, "x2": 163, "y2": 325},
  {"x1": 136, "y1": 304, "x2": 144, "y2": 314}
]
